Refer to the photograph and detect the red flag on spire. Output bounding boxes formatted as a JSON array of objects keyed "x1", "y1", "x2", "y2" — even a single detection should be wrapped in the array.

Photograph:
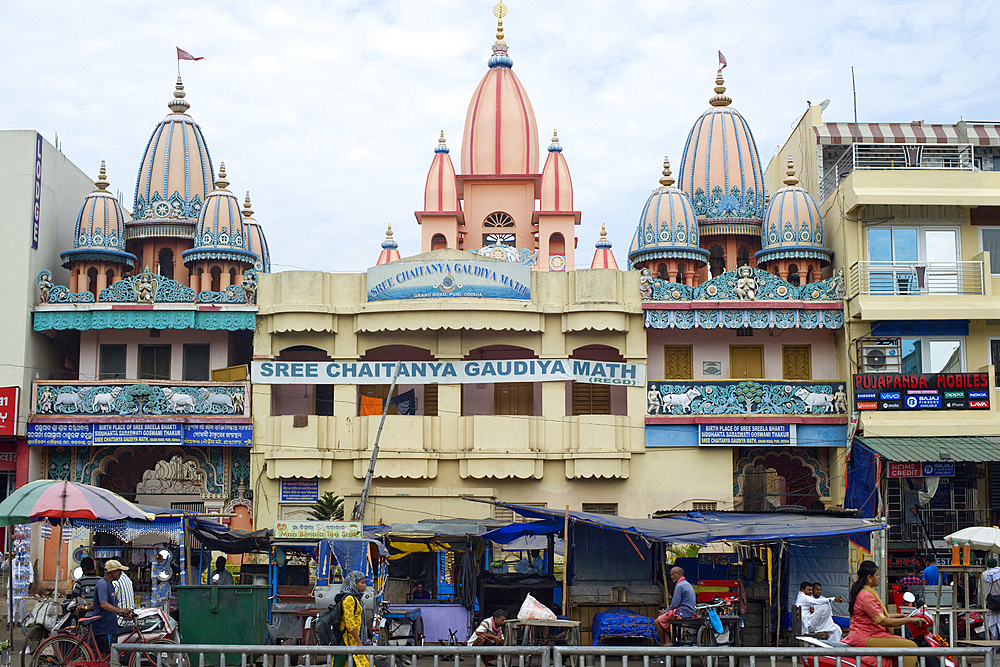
[
  {"x1": 176, "y1": 47, "x2": 204, "y2": 61},
  {"x1": 718, "y1": 50, "x2": 728, "y2": 72}
]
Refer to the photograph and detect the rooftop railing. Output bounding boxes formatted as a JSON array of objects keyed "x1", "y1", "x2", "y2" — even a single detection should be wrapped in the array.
[
  {"x1": 819, "y1": 143, "x2": 976, "y2": 201},
  {"x1": 849, "y1": 260, "x2": 985, "y2": 297}
]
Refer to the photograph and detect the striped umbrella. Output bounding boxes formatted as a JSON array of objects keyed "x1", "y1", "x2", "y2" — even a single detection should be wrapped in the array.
[{"x1": 0, "y1": 480, "x2": 152, "y2": 597}]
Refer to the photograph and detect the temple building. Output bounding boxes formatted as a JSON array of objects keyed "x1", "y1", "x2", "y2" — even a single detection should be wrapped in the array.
[{"x1": 28, "y1": 79, "x2": 270, "y2": 589}]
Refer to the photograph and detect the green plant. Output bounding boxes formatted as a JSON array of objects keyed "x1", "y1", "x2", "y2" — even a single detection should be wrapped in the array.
[
  {"x1": 667, "y1": 543, "x2": 702, "y2": 560},
  {"x1": 308, "y1": 492, "x2": 344, "y2": 521}
]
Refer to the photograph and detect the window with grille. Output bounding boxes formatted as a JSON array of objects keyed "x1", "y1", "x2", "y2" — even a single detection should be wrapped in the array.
[
  {"x1": 692, "y1": 502, "x2": 717, "y2": 511},
  {"x1": 582, "y1": 503, "x2": 618, "y2": 515},
  {"x1": 138, "y1": 345, "x2": 171, "y2": 380},
  {"x1": 572, "y1": 382, "x2": 611, "y2": 415},
  {"x1": 183, "y1": 344, "x2": 211, "y2": 381},
  {"x1": 484, "y1": 212, "x2": 515, "y2": 228},
  {"x1": 424, "y1": 384, "x2": 438, "y2": 417},
  {"x1": 494, "y1": 502, "x2": 547, "y2": 523},
  {"x1": 99, "y1": 345, "x2": 127, "y2": 380}
]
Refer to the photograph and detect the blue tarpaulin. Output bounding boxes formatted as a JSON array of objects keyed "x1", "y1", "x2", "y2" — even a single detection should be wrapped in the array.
[
  {"x1": 590, "y1": 607, "x2": 658, "y2": 646},
  {"x1": 491, "y1": 502, "x2": 884, "y2": 544}
]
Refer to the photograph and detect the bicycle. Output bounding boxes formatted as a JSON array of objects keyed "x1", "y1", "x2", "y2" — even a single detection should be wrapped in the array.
[{"x1": 30, "y1": 610, "x2": 184, "y2": 667}]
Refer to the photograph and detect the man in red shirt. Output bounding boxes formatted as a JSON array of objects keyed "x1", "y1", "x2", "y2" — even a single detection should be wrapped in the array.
[{"x1": 897, "y1": 564, "x2": 923, "y2": 594}]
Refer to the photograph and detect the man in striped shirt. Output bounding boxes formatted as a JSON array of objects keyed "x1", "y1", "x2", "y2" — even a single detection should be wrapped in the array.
[{"x1": 111, "y1": 566, "x2": 136, "y2": 632}]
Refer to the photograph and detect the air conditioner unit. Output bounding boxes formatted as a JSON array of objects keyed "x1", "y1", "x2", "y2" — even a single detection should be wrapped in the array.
[{"x1": 857, "y1": 337, "x2": 902, "y2": 374}]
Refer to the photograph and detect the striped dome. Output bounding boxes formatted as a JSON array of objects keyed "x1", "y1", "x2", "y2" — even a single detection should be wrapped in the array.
[
  {"x1": 376, "y1": 224, "x2": 402, "y2": 265},
  {"x1": 460, "y1": 37, "x2": 539, "y2": 175},
  {"x1": 130, "y1": 78, "x2": 214, "y2": 239},
  {"x1": 61, "y1": 162, "x2": 136, "y2": 268},
  {"x1": 423, "y1": 133, "x2": 460, "y2": 212},
  {"x1": 241, "y1": 192, "x2": 271, "y2": 273},
  {"x1": 540, "y1": 132, "x2": 573, "y2": 211},
  {"x1": 756, "y1": 158, "x2": 832, "y2": 266},
  {"x1": 182, "y1": 164, "x2": 257, "y2": 267},
  {"x1": 628, "y1": 159, "x2": 709, "y2": 268},
  {"x1": 677, "y1": 74, "x2": 765, "y2": 236}
]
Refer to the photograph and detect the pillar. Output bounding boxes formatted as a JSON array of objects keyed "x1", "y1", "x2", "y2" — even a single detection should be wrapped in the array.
[{"x1": 200, "y1": 271, "x2": 211, "y2": 293}]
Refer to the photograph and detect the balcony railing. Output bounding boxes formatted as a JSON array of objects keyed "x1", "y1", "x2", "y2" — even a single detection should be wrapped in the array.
[
  {"x1": 849, "y1": 261, "x2": 984, "y2": 297},
  {"x1": 32, "y1": 380, "x2": 249, "y2": 417},
  {"x1": 819, "y1": 143, "x2": 976, "y2": 201},
  {"x1": 889, "y1": 508, "x2": 989, "y2": 543},
  {"x1": 647, "y1": 380, "x2": 848, "y2": 416}
]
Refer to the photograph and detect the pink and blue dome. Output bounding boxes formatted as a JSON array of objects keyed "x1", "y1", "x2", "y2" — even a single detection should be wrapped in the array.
[
  {"x1": 757, "y1": 158, "x2": 832, "y2": 266},
  {"x1": 676, "y1": 74, "x2": 765, "y2": 237},
  {"x1": 130, "y1": 78, "x2": 214, "y2": 240},
  {"x1": 182, "y1": 164, "x2": 258, "y2": 268},
  {"x1": 628, "y1": 159, "x2": 709, "y2": 269},
  {"x1": 61, "y1": 162, "x2": 136, "y2": 269}
]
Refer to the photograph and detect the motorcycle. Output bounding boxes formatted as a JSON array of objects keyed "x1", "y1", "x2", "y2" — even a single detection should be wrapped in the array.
[{"x1": 799, "y1": 592, "x2": 955, "y2": 667}]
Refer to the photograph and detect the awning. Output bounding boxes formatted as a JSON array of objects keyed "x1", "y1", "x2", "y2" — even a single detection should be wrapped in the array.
[
  {"x1": 813, "y1": 122, "x2": 1000, "y2": 146},
  {"x1": 483, "y1": 520, "x2": 564, "y2": 543},
  {"x1": 856, "y1": 436, "x2": 999, "y2": 463},
  {"x1": 494, "y1": 502, "x2": 710, "y2": 545}
]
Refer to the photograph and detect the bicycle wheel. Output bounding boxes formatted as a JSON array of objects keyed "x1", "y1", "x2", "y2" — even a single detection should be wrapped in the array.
[
  {"x1": 696, "y1": 625, "x2": 716, "y2": 667},
  {"x1": 30, "y1": 635, "x2": 94, "y2": 667},
  {"x1": 128, "y1": 638, "x2": 188, "y2": 667},
  {"x1": 21, "y1": 624, "x2": 48, "y2": 667}
]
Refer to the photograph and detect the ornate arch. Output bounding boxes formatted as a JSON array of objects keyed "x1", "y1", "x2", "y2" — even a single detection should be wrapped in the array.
[
  {"x1": 734, "y1": 447, "x2": 829, "y2": 498},
  {"x1": 77, "y1": 445, "x2": 225, "y2": 498}
]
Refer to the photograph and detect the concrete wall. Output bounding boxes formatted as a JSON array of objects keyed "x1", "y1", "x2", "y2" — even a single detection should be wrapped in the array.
[{"x1": 0, "y1": 131, "x2": 94, "y2": 439}]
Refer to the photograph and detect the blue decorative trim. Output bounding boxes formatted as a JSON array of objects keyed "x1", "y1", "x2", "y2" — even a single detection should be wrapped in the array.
[
  {"x1": 99, "y1": 270, "x2": 196, "y2": 303},
  {"x1": 196, "y1": 271, "x2": 257, "y2": 305},
  {"x1": 755, "y1": 246, "x2": 833, "y2": 265},
  {"x1": 489, "y1": 53, "x2": 513, "y2": 68},
  {"x1": 45, "y1": 286, "x2": 96, "y2": 304},
  {"x1": 35, "y1": 382, "x2": 246, "y2": 416},
  {"x1": 644, "y1": 308, "x2": 844, "y2": 330},
  {"x1": 182, "y1": 247, "x2": 259, "y2": 265},
  {"x1": 643, "y1": 266, "x2": 845, "y2": 302},
  {"x1": 60, "y1": 248, "x2": 137, "y2": 268},
  {"x1": 33, "y1": 309, "x2": 254, "y2": 331},
  {"x1": 646, "y1": 380, "x2": 848, "y2": 416}
]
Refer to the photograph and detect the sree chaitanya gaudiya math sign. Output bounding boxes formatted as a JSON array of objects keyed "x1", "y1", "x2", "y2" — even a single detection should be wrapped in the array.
[
  {"x1": 366, "y1": 259, "x2": 530, "y2": 301},
  {"x1": 253, "y1": 359, "x2": 646, "y2": 387}
]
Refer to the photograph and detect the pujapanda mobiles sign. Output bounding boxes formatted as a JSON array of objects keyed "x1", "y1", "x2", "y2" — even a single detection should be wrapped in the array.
[{"x1": 253, "y1": 359, "x2": 646, "y2": 386}]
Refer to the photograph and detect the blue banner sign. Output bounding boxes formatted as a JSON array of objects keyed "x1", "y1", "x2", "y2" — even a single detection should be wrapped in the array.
[
  {"x1": 699, "y1": 423, "x2": 795, "y2": 447},
  {"x1": 367, "y1": 259, "x2": 531, "y2": 301},
  {"x1": 281, "y1": 478, "x2": 320, "y2": 503},
  {"x1": 253, "y1": 358, "x2": 646, "y2": 387},
  {"x1": 28, "y1": 422, "x2": 252, "y2": 447},
  {"x1": 921, "y1": 462, "x2": 956, "y2": 477}
]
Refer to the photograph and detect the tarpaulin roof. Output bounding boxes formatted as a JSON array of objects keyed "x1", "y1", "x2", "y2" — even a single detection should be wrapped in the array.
[
  {"x1": 483, "y1": 520, "x2": 564, "y2": 542},
  {"x1": 856, "y1": 436, "x2": 998, "y2": 463},
  {"x1": 492, "y1": 503, "x2": 884, "y2": 545},
  {"x1": 191, "y1": 524, "x2": 272, "y2": 553},
  {"x1": 493, "y1": 503, "x2": 710, "y2": 545}
]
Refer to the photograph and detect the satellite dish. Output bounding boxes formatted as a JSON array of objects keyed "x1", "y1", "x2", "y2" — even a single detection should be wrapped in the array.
[
  {"x1": 866, "y1": 349, "x2": 886, "y2": 370},
  {"x1": 820, "y1": 99, "x2": 831, "y2": 111}
]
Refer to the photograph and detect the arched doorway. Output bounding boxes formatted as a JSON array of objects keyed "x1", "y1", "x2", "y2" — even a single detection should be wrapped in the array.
[{"x1": 735, "y1": 449, "x2": 828, "y2": 510}]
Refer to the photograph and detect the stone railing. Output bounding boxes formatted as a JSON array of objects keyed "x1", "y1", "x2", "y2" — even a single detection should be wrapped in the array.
[
  {"x1": 646, "y1": 379, "x2": 848, "y2": 416},
  {"x1": 32, "y1": 380, "x2": 249, "y2": 417}
]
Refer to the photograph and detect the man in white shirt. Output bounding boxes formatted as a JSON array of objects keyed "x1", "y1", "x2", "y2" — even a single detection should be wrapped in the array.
[
  {"x1": 795, "y1": 581, "x2": 815, "y2": 633},
  {"x1": 804, "y1": 581, "x2": 844, "y2": 642}
]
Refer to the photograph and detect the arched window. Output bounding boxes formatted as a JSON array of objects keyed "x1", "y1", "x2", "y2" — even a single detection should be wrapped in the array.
[
  {"x1": 431, "y1": 234, "x2": 448, "y2": 250},
  {"x1": 709, "y1": 245, "x2": 725, "y2": 277},
  {"x1": 106, "y1": 269, "x2": 115, "y2": 286},
  {"x1": 657, "y1": 263, "x2": 668, "y2": 280},
  {"x1": 549, "y1": 233, "x2": 565, "y2": 254},
  {"x1": 210, "y1": 266, "x2": 221, "y2": 292},
  {"x1": 807, "y1": 264, "x2": 815, "y2": 283},
  {"x1": 86, "y1": 267, "x2": 99, "y2": 298},
  {"x1": 737, "y1": 244, "x2": 751, "y2": 267},
  {"x1": 484, "y1": 212, "x2": 515, "y2": 228},
  {"x1": 229, "y1": 267, "x2": 237, "y2": 286},
  {"x1": 788, "y1": 263, "x2": 800, "y2": 286},
  {"x1": 158, "y1": 248, "x2": 174, "y2": 280},
  {"x1": 676, "y1": 262, "x2": 687, "y2": 283}
]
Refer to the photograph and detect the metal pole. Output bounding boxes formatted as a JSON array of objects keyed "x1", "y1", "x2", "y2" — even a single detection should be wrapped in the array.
[
  {"x1": 53, "y1": 520, "x2": 63, "y2": 598},
  {"x1": 561, "y1": 507, "x2": 570, "y2": 612},
  {"x1": 352, "y1": 362, "x2": 402, "y2": 523}
]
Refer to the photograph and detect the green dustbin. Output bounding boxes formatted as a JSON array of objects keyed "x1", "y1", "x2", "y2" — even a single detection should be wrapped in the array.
[{"x1": 177, "y1": 585, "x2": 270, "y2": 665}]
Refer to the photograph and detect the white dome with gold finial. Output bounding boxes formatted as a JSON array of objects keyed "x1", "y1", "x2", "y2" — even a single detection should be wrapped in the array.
[
  {"x1": 61, "y1": 162, "x2": 137, "y2": 269},
  {"x1": 628, "y1": 158, "x2": 709, "y2": 269},
  {"x1": 757, "y1": 157, "x2": 832, "y2": 266},
  {"x1": 182, "y1": 163, "x2": 258, "y2": 268}
]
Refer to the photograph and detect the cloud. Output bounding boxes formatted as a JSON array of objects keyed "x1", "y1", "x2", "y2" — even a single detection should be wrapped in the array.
[{"x1": 3, "y1": 0, "x2": 998, "y2": 272}]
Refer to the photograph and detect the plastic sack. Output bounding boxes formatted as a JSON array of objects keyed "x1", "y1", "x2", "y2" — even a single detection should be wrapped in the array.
[
  {"x1": 517, "y1": 593, "x2": 557, "y2": 621},
  {"x1": 26, "y1": 599, "x2": 60, "y2": 631}
]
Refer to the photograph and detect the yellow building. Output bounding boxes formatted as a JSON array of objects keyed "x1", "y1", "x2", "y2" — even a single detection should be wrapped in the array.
[{"x1": 769, "y1": 107, "x2": 1000, "y2": 565}]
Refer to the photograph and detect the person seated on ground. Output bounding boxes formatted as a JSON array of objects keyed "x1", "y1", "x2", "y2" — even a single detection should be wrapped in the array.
[
  {"x1": 467, "y1": 609, "x2": 507, "y2": 664},
  {"x1": 842, "y1": 560, "x2": 927, "y2": 667},
  {"x1": 922, "y1": 556, "x2": 947, "y2": 586},
  {"x1": 795, "y1": 581, "x2": 815, "y2": 633},
  {"x1": 71, "y1": 556, "x2": 102, "y2": 611},
  {"x1": 655, "y1": 566, "x2": 696, "y2": 646},
  {"x1": 210, "y1": 556, "x2": 234, "y2": 586},
  {"x1": 897, "y1": 564, "x2": 923, "y2": 595},
  {"x1": 410, "y1": 582, "x2": 432, "y2": 600},
  {"x1": 806, "y1": 582, "x2": 845, "y2": 642}
]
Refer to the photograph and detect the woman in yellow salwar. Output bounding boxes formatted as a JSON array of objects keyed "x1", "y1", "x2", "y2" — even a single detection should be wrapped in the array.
[{"x1": 334, "y1": 571, "x2": 369, "y2": 667}]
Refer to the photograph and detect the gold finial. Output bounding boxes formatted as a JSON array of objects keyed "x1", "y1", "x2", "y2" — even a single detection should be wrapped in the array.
[
  {"x1": 552, "y1": 130, "x2": 558, "y2": 143},
  {"x1": 168, "y1": 76, "x2": 191, "y2": 114},
  {"x1": 215, "y1": 162, "x2": 229, "y2": 190},
  {"x1": 493, "y1": 1, "x2": 507, "y2": 41},
  {"x1": 709, "y1": 73, "x2": 732, "y2": 107},
  {"x1": 783, "y1": 156, "x2": 799, "y2": 187},
  {"x1": 659, "y1": 156, "x2": 675, "y2": 187},
  {"x1": 95, "y1": 160, "x2": 110, "y2": 191},
  {"x1": 385, "y1": 223, "x2": 394, "y2": 238},
  {"x1": 600, "y1": 224, "x2": 607, "y2": 238},
  {"x1": 243, "y1": 191, "x2": 254, "y2": 218}
]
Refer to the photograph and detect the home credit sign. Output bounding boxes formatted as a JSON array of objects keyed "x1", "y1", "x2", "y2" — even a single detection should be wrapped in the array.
[
  {"x1": 888, "y1": 461, "x2": 956, "y2": 478},
  {"x1": 853, "y1": 373, "x2": 990, "y2": 411},
  {"x1": 0, "y1": 387, "x2": 19, "y2": 437}
]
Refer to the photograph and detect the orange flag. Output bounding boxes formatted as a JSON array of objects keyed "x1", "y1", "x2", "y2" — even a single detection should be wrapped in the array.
[{"x1": 360, "y1": 395, "x2": 383, "y2": 416}]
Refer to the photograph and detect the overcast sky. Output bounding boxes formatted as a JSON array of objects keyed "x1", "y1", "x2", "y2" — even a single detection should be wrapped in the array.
[{"x1": 3, "y1": 1, "x2": 997, "y2": 273}]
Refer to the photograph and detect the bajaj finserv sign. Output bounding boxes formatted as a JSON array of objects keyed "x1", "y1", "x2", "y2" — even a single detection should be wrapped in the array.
[
  {"x1": 366, "y1": 259, "x2": 530, "y2": 301},
  {"x1": 253, "y1": 359, "x2": 646, "y2": 386}
]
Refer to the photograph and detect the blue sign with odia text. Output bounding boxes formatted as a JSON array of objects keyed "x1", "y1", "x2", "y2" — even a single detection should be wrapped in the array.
[{"x1": 27, "y1": 422, "x2": 252, "y2": 447}]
